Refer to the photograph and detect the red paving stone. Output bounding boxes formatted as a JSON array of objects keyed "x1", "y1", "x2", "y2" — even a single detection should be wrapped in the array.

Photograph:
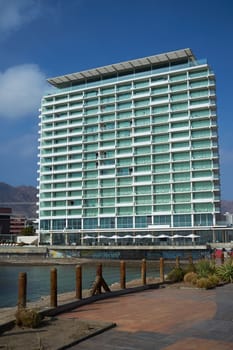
[
  {"x1": 60, "y1": 284, "x2": 233, "y2": 349},
  {"x1": 61, "y1": 288, "x2": 216, "y2": 333}
]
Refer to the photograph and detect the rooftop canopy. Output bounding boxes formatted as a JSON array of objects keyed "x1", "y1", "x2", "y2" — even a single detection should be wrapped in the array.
[{"x1": 48, "y1": 48, "x2": 195, "y2": 89}]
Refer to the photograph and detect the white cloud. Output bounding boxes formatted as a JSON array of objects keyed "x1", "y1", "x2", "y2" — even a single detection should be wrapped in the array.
[
  {"x1": 0, "y1": 0, "x2": 41, "y2": 34},
  {"x1": 0, "y1": 64, "x2": 48, "y2": 119},
  {"x1": 0, "y1": 131, "x2": 38, "y2": 186}
]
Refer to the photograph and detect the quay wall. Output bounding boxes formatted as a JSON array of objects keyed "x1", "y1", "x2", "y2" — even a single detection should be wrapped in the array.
[{"x1": 0, "y1": 245, "x2": 209, "y2": 261}]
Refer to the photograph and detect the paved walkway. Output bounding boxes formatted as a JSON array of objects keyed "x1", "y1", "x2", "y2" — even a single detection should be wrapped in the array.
[{"x1": 60, "y1": 283, "x2": 233, "y2": 349}]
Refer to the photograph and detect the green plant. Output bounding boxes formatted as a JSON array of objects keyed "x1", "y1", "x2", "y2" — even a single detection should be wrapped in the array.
[
  {"x1": 184, "y1": 272, "x2": 198, "y2": 285},
  {"x1": 216, "y1": 260, "x2": 233, "y2": 283},
  {"x1": 166, "y1": 266, "x2": 184, "y2": 282},
  {"x1": 15, "y1": 308, "x2": 42, "y2": 328},
  {"x1": 195, "y1": 259, "x2": 216, "y2": 278}
]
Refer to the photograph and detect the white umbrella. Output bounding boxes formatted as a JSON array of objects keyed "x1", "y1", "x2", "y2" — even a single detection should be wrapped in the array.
[
  {"x1": 156, "y1": 234, "x2": 171, "y2": 239},
  {"x1": 143, "y1": 234, "x2": 155, "y2": 238},
  {"x1": 172, "y1": 234, "x2": 185, "y2": 239},
  {"x1": 186, "y1": 234, "x2": 200, "y2": 239},
  {"x1": 98, "y1": 235, "x2": 108, "y2": 239},
  {"x1": 83, "y1": 235, "x2": 95, "y2": 239},
  {"x1": 121, "y1": 235, "x2": 134, "y2": 239},
  {"x1": 109, "y1": 235, "x2": 119, "y2": 239}
]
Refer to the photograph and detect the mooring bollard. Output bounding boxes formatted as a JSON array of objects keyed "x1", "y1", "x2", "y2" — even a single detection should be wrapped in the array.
[
  {"x1": 141, "y1": 259, "x2": 146, "y2": 285},
  {"x1": 175, "y1": 256, "x2": 180, "y2": 268},
  {"x1": 18, "y1": 272, "x2": 27, "y2": 309},
  {"x1": 76, "y1": 265, "x2": 82, "y2": 299},
  {"x1": 50, "y1": 268, "x2": 57, "y2": 308},
  {"x1": 91, "y1": 263, "x2": 110, "y2": 296},
  {"x1": 120, "y1": 260, "x2": 126, "y2": 289},
  {"x1": 160, "y1": 257, "x2": 164, "y2": 283}
]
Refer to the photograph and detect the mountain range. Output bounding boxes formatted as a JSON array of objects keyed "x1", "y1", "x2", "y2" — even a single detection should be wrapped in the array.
[
  {"x1": 0, "y1": 182, "x2": 232, "y2": 218},
  {"x1": 0, "y1": 182, "x2": 37, "y2": 218}
]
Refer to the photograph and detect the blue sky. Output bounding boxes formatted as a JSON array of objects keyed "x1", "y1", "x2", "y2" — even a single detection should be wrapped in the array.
[{"x1": 0, "y1": 0, "x2": 233, "y2": 199}]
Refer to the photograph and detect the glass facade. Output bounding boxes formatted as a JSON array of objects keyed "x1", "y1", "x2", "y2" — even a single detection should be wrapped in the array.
[{"x1": 38, "y1": 49, "x2": 221, "y2": 245}]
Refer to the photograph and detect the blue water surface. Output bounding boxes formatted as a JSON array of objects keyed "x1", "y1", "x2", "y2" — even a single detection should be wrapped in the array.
[{"x1": 0, "y1": 262, "x2": 160, "y2": 307}]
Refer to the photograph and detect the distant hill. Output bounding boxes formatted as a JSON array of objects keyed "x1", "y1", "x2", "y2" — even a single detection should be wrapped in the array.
[
  {"x1": 0, "y1": 182, "x2": 233, "y2": 219},
  {"x1": 221, "y1": 200, "x2": 233, "y2": 214},
  {"x1": 0, "y1": 182, "x2": 37, "y2": 218}
]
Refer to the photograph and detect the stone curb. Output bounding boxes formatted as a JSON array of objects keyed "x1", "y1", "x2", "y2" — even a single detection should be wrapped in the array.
[{"x1": 57, "y1": 322, "x2": 117, "y2": 350}]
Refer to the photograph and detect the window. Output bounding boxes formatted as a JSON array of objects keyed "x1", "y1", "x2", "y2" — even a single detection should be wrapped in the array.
[
  {"x1": 135, "y1": 216, "x2": 152, "y2": 228},
  {"x1": 154, "y1": 215, "x2": 171, "y2": 225},
  {"x1": 83, "y1": 218, "x2": 98, "y2": 229},
  {"x1": 67, "y1": 219, "x2": 81, "y2": 229},
  {"x1": 194, "y1": 214, "x2": 213, "y2": 226},
  {"x1": 52, "y1": 219, "x2": 66, "y2": 230},
  {"x1": 100, "y1": 217, "x2": 115, "y2": 228},
  {"x1": 173, "y1": 214, "x2": 191, "y2": 227}
]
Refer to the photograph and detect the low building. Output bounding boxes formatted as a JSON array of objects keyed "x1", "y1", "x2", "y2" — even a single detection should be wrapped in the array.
[
  {"x1": 10, "y1": 214, "x2": 26, "y2": 235},
  {"x1": 0, "y1": 208, "x2": 11, "y2": 240}
]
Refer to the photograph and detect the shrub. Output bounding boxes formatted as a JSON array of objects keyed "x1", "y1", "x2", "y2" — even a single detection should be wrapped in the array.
[
  {"x1": 15, "y1": 308, "x2": 42, "y2": 328},
  {"x1": 166, "y1": 267, "x2": 184, "y2": 282},
  {"x1": 196, "y1": 277, "x2": 215, "y2": 289},
  {"x1": 216, "y1": 260, "x2": 233, "y2": 283},
  {"x1": 184, "y1": 272, "x2": 198, "y2": 285},
  {"x1": 195, "y1": 259, "x2": 216, "y2": 278},
  {"x1": 208, "y1": 274, "x2": 220, "y2": 286}
]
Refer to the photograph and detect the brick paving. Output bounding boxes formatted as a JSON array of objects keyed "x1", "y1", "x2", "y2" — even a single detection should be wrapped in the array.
[{"x1": 60, "y1": 283, "x2": 233, "y2": 349}]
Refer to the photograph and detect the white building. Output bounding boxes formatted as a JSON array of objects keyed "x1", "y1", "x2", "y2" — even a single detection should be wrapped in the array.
[{"x1": 37, "y1": 48, "x2": 222, "y2": 246}]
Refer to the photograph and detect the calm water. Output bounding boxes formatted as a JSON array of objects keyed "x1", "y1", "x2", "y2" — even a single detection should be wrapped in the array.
[{"x1": 0, "y1": 262, "x2": 161, "y2": 307}]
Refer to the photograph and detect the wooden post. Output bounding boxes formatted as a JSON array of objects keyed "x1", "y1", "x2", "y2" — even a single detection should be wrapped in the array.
[
  {"x1": 120, "y1": 260, "x2": 126, "y2": 289},
  {"x1": 96, "y1": 264, "x2": 102, "y2": 294},
  {"x1": 141, "y1": 258, "x2": 146, "y2": 285},
  {"x1": 160, "y1": 257, "x2": 164, "y2": 283},
  {"x1": 221, "y1": 251, "x2": 225, "y2": 265},
  {"x1": 18, "y1": 272, "x2": 27, "y2": 309},
  {"x1": 175, "y1": 256, "x2": 180, "y2": 268},
  {"x1": 188, "y1": 255, "x2": 193, "y2": 265},
  {"x1": 76, "y1": 265, "x2": 82, "y2": 299},
  {"x1": 50, "y1": 268, "x2": 57, "y2": 308},
  {"x1": 96, "y1": 263, "x2": 102, "y2": 277}
]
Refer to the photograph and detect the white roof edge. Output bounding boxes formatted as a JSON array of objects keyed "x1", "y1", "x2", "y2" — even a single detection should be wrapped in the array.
[{"x1": 48, "y1": 48, "x2": 195, "y2": 88}]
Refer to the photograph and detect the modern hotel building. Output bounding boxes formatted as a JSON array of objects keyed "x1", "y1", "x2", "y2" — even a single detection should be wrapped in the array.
[{"x1": 37, "y1": 48, "x2": 221, "y2": 246}]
